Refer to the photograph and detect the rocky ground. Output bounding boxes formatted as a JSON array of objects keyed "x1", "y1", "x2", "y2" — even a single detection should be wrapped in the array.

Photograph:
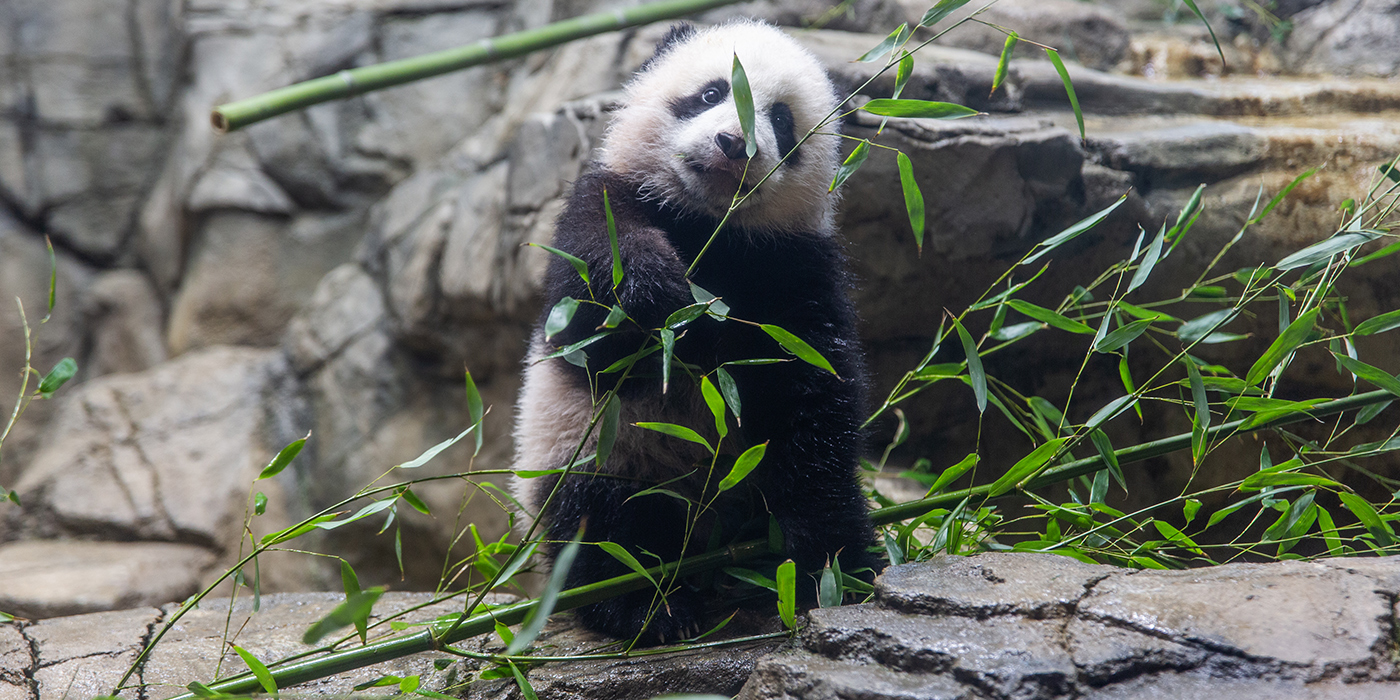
[
  {"x1": 2, "y1": 0, "x2": 1400, "y2": 695},
  {"x1": 6, "y1": 553, "x2": 1400, "y2": 699}
]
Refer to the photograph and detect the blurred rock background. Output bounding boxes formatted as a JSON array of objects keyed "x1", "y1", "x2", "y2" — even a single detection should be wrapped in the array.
[{"x1": 0, "y1": 0, "x2": 1397, "y2": 619}]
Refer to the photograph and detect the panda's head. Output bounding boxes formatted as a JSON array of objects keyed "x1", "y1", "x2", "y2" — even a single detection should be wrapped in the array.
[{"x1": 600, "y1": 21, "x2": 842, "y2": 234}]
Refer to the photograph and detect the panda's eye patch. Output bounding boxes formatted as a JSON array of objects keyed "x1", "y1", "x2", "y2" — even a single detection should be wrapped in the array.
[
  {"x1": 770, "y1": 102, "x2": 800, "y2": 163},
  {"x1": 668, "y1": 79, "x2": 730, "y2": 120}
]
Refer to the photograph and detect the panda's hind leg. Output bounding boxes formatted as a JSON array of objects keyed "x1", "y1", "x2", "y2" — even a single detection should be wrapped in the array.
[{"x1": 544, "y1": 470, "x2": 704, "y2": 644}]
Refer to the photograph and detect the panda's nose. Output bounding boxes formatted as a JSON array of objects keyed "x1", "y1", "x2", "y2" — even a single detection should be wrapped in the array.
[{"x1": 715, "y1": 132, "x2": 749, "y2": 160}]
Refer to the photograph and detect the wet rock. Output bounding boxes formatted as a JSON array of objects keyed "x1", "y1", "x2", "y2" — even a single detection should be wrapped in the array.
[{"x1": 0, "y1": 541, "x2": 210, "y2": 620}]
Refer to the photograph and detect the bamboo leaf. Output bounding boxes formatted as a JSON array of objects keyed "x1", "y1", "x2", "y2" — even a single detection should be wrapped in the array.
[
  {"x1": 724, "y1": 567, "x2": 777, "y2": 591},
  {"x1": 951, "y1": 317, "x2": 985, "y2": 413},
  {"x1": 716, "y1": 367, "x2": 741, "y2": 426},
  {"x1": 1089, "y1": 429, "x2": 1126, "y2": 492},
  {"x1": 925, "y1": 453, "x2": 978, "y2": 496},
  {"x1": 718, "y1": 442, "x2": 766, "y2": 491},
  {"x1": 603, "y1": 189, "x2": 623, "y2": 289},
  {"x1": 1252, "y1": 168, "x2": 1317, "y2": 224},
  {"x1": 1276, "y1": 232, "x2": 1382, "y2": 271},
  {"x1": 1246, "y1": 308, "x2": 1319, "y2": 386},
  {"x1": 598, "y1": 542, "x2": 656, "y2": 587},
  {"x1": 37, "y1": 357, "x2": 77, "y2": 397},
  {"x1": 1127, "y1": 226, "x2": 1166, "y2": 294},
  {"x1": 1333, "y1": 354, "x2": 1400, "y2": 397},
  {"x1": 258, "y1": 432, "x2": 309, "y2": 480},
  {"x1": 1355, "y1": 309, "x2": 1400, "y2": 336},
  {"x1": 1240, "y1": 472, "x2": 1341, "y2": 490},
  {"x1": 1007, "y1": 300, "x2": 1094, "y2": 334},
  {"x1": 776, "y1": 559, "x2": 797, "y2": 629},
  {"x1": 701, "y1": 376, "x2": 728, "y2": 439},
  {"x1": 661, "y1": 328, "x2": 675, "y2": 392},
  {"x1": 856, "y1": 23, "x2": 908, "y2": 62},
  {"x1": 731, "y1": 54, "x2": 757, "y2": 158},
  {"x1": 396, "y1": 424, "x2": 475, "y2": 469},
  {"x1": 1187, "y1": 358, "x2": 1210, "y2": 430},
  {"x1": 665, "y1": 302, "x2": 710, "y2": 329},
  {"x1": 508, "y1": 527, "x2": 582, "y2": 654},
  {"x1": 1022, "y1": 196, "x2": 1125, "y2": 266},
  {"x1": 1085, "y1": 395, "x2": 1136, "y2": 431},
  {"x1": 1094, "y1": 318, "x2": 1154, "y2": 353},
  {"x1": 1044, "y1": 49, "x2": 1083, "y2": 141},
  {"x1": 818, "y1": 563, "x2": 841, "y2": 608},
  {"x1": 990, "y1": 438, "x2": 1069, "y2": 497},
  {"x1": 465, "y1": 367, "x2": 484, "y2": 455},
  {"x1": 896, "y1": 152, "x2": 925, "y2": 253},
  {"x1": 1339, "y1": 491, "x2": 1393, "y2": 545},
  {"x1": 508, "y1": 662, "x2": 540, "y2": 700},
  {"x1": 45, "y1": 236, "x2": 56, "y2": 315},
  {"x1": 860, "y1": 99, "x2": 977, "y2": 119},
  {"x1": 920, "y1": 0, "x2": 974, "y2": 27},
  {"x1": 545, "y1": 296, "x2": 579, "y2": 340},
  {"x1": 528, "y1": 243, "x2": 589, "y2": 285},
  {"x1": 596, "y1": 394, "x2": 620, "y2": 467},
  {"x1": 1179, "y1": 0, "x2": 1226, "y2": 64},
  {"x1": 634, "y1": 422, "x2": 714, "y2": 454},
  {"x1": 991, "y1": 32, "x2": 1017, "y2": 96},
  {"x1": 601, "y1": 304, "x2": 626, "y2": 329},
  {"x1": 893, "y1": 51, "x2": 914, "y2": 98},
  {"x1": 229, "y1": 645, "x2": 278, "y2": 695},
  {"x1": 830, "y1": 140, "x2": 870, "y2": 192},
  {"x1": 1177, "y1": 308, "x2": 1238, "y2": 345},
  {"x1": 760, "y1": 324, "x2": 838, "y2": 376}
]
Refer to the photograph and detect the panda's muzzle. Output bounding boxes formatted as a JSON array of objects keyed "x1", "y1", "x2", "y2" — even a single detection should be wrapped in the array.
[{"x1": 715, "y1": 132, "x2": 750, "y2": 161}]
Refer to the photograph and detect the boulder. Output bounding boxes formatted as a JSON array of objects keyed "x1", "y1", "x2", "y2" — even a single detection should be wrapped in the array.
[
  {"x1": 895, "y1": 0, "x2": 1133, "y2": 71},
  {"x1": 0, "y1": 541, "x2": 212, "y2": 620},
  {"x1": 1286, "y1": 0, "x2": 1400, "y2": 78}
]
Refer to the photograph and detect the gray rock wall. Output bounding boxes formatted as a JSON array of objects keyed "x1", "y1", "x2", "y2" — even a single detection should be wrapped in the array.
[{"x1": 0, "y1": 0, "x2": 1398, "y2": 632}]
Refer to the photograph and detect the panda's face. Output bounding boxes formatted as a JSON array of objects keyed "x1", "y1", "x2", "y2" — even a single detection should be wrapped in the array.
[{"x1": 601, "y1": 22, "x2": 841, "y2": 233}]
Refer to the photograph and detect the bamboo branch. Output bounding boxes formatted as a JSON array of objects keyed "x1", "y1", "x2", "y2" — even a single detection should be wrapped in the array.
[
  {"x1": 161, "y1": 389, "x2": 1393, "y2": 699},
  {"x1": 210, "y1": 0, "x2": 745, "y2": 133}
]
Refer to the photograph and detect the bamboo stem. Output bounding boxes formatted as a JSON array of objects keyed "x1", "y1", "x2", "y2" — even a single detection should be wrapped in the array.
[
  {"x1": 161, "y1": 389, "x2": 1393, "y2": 699},
  {"x1": 210, "y1": 0, "x2": 745, "y2": 133}
]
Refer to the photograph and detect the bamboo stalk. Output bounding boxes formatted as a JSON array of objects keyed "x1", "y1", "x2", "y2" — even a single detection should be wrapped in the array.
[
  {"x1": 161, "y1": 389, "x2": 1393, "y2": 699},
  {"x1": 209, "y1": 0, "x2": 745, "y2": 133}
]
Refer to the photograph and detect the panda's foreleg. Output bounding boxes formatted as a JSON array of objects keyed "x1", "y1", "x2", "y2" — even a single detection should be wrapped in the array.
[{"x1": 545, "y1": 471, "x2": 704, "y2": 643}]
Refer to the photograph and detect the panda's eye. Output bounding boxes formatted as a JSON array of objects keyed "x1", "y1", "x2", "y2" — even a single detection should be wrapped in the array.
[
  {"x1": 701, "y1": 87, "x2": 722, "y2": 104},
  {"x1": 772, "y1": 110, "x2": 789, "y2": 127}
]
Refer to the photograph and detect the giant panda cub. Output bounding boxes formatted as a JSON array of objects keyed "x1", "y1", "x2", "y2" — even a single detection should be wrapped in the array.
[{"x1": 511, "y1": 20, "x2": 881, "y2": 643}]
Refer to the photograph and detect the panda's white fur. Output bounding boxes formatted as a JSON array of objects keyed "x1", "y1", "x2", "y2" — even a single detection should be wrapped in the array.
[{"x1": 600, "y1": 21, "x2": 842, "y2": 234}]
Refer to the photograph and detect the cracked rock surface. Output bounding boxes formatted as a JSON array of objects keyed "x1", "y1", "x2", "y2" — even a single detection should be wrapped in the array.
[{"x1": 740, "y1": 553, "x2": 1400, "y2": 699}]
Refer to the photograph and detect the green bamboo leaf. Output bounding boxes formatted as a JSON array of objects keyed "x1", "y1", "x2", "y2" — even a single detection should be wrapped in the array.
[
  {"x1": 1127, "y1": 226, "x2": 1166, "y2": 294},
  {"x1": 494, "y1": 541, "x2": 538, "y2": 590},
  {"x1": 315, "y1": 499, "x2": 396, "y2": 531},
  {"x1": 991, "y1": 32, "x2": 1017, "y2": 96},
  {"x1": 465, "y1": 367, "x2": 484, "y2": 455},
  {"x1": 818, "y1": 563, "x2": 841, "y2": 608},
  {"x1": 1007, "y1": 300, "x2": 1094, "y2": 334},
  {"x1": 396, "y1": 424, "x2": 475, "y2": 469},
  {"x1": 893, "y1": 51, "x2": 914, "y2": 98},
  {"x1": 596, "y1": 394, "x2": 620, "y2": 467},
  {"x1": 1178, "y1": 0, "x2": 1225, "y2": 64},
  {"x1": 856, "y1": 23, "x2": 909, "y2": 62},
  {"x1": 896, "y1": 152, "x2": 926, "y2": 253},
  {"x1": 689, "y1": 282, "x2": 730, "y2": 319},
  {"x1": 598, "y1": 542, "x2": 657, "y2": 587},
  {"x1": 1183, "y1": 498, "x2": 1202, "y2": 526},
  {"x1": 760, "y1": 324, "x2": 837, "y2": 376},
  {"x1": 718, "y1": 442, "x2": 766, "y2": 491},
  {"x1": 665, "y1": 302, "x2": 709, "y2": 329},
  {"x1": 602, "y1": 188, "x2": 623, "y2": 290},
  {"x1": 776, "y1": 559, "x2": 797, "y2": 629},
  {"x1": 1044, "y1": 49, "x2": 1083, "y2": 141},
  {"x1": 1177, "y1": 308, "x2": 1238, "y2": 345},
  {"x1": 1332, "y1": 354, "x2": 1400, "y2": 396},
  {"x1": 701, "y1": 376, "x2": 727, "y2": 439},
  {"x1": 1153, "y1": 521, "x2": 1204, "y2": 555},
  {"x1": 1089, "y1": 429, "x2": 1126, "y2": 492},
  {"x1": 45, "y1": 236, "x2": 56, "y2": 315},
  {"x1": 951, "y1": 317, "x2": 985, "y2": 413},
  {"x1": 1339, "y1": 491, "x2": 1393, "y2": 545},
  {"x1": 397, "y1": 487, "x2": 431, "y2": 515},
  {"x1": 989, "y1": 438, "x2": 1069, "y2": 497},
  {"x1": 724, "y1": 566, "x2": 777, "y2": 591},
  {"x1": 545, "y1": 296, "x2": 579, "y2": 340},
  {"x1": 731, "y1": 54, "x2": 757, "y2": 158},
  {"x1": 528, "y1": 243, "x2": 589, "y2": 285},
  {"x1": 1187, "y1": 358, "x2": 1210, "y2": 430},
  {"x1": 1316, "y1": 505, "x2": 1343, "y2": 556},
  {"x1": 860, "y1": 99, "x2": 977, "y2": 120},
  {"x1": 258, "y1": 432, "x2": 309, "y2": 480},
  {"x1": 185, "y1": 682, "x2": 220, "y2": 698},
  {"x1": 920, "y1": 0, "x2": 974, "y2": 27},
  {"x1": 925, "y1": 453, "x2": 978, "y2": 496},
  {"x1": 830, "y1": 139, "x2": 870, "y2": 192},
  {"x1": 991, "y1": 321, "x2": 1040, "y2": 342},
  {"x1": 539, "y1": 331, "x2": 611, "y2": 362},
  {"x1": 1351, "y1": 238, "x2": 1400, "y2": 267},
  {"x1": 1240, "y1": 472, "x2": 1341, "y2": 490},
  {"x1": 1252, "y1": 168, "x2": 1317, "y2": 224},
  {"x1": 1085, "y1": 395, "x2": 1136, "y2": 431},
  {"x1": 230, "y1": 645, "x2": 278, "y2": 695},
  {"x1": 1355, "y1": 308, "x2": 1400, "y2": 336},
  {"x1": 1022, "y1": 196, "x2": 1125, "y2": 266},
  {"x1": 508, "y1": 662, "x2": 540, "y2": 700},
  {"x1": 1094, "y1": 318, "x2": 1154, "y2": 353},
  {"x1": 339, "y1": 560, "x2": 368, "y2": 643},
  {"x1": 1382, "y1": 161, "x2": 1400, "y2": 184},
  {"x1": 1276, "y1": 232, "x2": 1382, "y2": 271},
  {"x1": 1354, "y1": 399, "x2": 1392, "y2": 426},
  {"x1": 716, "y1": 367, "x2": 741, "y2": 426},
  {"x1": 37, "y1": 357, "x2": 77, "y2": 397},
  {"x1": 508, "y1": 527, "x2": 582, "y2": 654},
  {"x1": 634, "y1": 421, "x2": 714, "y2": 454},
  {"x1": 660, "y1": 328, "x2": 676, "y2": 392},
  {"x1": 1246, "y1": 308, "x2": 1319, "y2": 386}
]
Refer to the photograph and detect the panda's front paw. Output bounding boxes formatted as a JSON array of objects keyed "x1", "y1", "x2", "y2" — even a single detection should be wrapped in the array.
[{"x1": 575, "y1": 588, "x2": 705, "y2": 645}]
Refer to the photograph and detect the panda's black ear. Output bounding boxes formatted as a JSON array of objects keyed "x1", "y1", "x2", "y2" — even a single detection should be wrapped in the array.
[{"x1": 639, "y1": 22, "x2": 696, "y2": 72}]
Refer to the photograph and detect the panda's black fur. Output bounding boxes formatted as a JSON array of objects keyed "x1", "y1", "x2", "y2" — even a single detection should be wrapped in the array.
[{"x1": 512, "y1": 20, "x2": 882, "y2": 643}]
